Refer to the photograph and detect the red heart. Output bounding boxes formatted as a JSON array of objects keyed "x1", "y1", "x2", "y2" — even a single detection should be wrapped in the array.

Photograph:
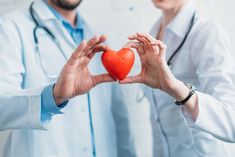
[{"x1": 102, "y1": 48, "x2": 135, "y2": 80}]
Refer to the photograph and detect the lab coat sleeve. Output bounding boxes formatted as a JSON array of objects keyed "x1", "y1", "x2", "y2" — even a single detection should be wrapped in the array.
[
  {"x1": 41, "y1": 84, "x2": 69, "y2": 124},
  {"x1": 0, "y1": 18, "x2": 60, "y2": 131},
  {"x1": 181, "y1": 21, "x2": 235, "y2": 142}
]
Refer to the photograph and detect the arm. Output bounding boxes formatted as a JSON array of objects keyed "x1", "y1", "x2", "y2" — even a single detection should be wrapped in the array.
[
  {"x1": 0, "y1": 18, "x2": 114, "y2": 130},
  {"x1": 121, "y1": 29, "x2": 235, "y2": 142},
  {"x1": 181, "y1": 21, "x2": 235, "y2": 142},
  {"x1": 0, "y1": 18, "x2": 46, "y2": 130}
]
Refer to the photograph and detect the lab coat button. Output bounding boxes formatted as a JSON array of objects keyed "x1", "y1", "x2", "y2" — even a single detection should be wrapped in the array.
[
  {"x1": 83, "y1": 147, "x2": 88, "y2": 152},
  {"x1": 81, "y1": 107, "x2": 85, "y2": 112},
  {"x1": 129, "y1": 6, "x2": 134, "y2": 11}
]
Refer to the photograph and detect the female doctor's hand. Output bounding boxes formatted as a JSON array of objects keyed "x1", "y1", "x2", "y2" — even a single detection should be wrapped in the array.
[
  {"x1": 120, "y1": 33, "x2": 188, "y2": 100},
  {"x1": 53, "y1": 35, "x2": 115, "y2": 105}
]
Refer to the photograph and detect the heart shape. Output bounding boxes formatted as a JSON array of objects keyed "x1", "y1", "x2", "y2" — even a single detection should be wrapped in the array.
[{"x1": 102, "y1": 48, "x2": 135, "y2": 80}]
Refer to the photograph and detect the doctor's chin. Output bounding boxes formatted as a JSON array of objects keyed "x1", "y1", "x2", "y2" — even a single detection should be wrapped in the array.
[{"x1": 0, "y1": 0, "x2": 235, "y2": 157}]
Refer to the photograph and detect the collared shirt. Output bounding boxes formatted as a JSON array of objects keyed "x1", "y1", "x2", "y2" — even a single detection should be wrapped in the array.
[
  {"x1": 40, "y1": 1, "x2": 85, "y2": 123},
  {"x1": 44, "y1": 0, "x2": 84, "y2": 44},
  {"x1": 147, "y1": 1, "x2": 235, "y2": 156},
  {"x1": 150, "y1": 1, "x2": 196, "y2": 63}
]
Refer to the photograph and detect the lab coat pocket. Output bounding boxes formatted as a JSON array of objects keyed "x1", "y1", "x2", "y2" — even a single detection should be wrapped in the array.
[
  {"x1": 178, "y1": 124, "x2": 195, "y2": 149},
  {"x1": 191, "y1": 131, "x2": 225, "y2": 156}
]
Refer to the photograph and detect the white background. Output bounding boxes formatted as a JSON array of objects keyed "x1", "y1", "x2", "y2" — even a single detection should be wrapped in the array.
[
  {"x1": 0, "y1": 0, "x2": 234, "y2": 54},
  {"x1": 0, "y1": 0, "x2": 234, "y2": 156}
]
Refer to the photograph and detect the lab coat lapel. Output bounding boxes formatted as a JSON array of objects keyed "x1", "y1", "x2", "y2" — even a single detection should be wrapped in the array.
[{"x1": 32, "y1": 0, "x2": 77, "y2": 59}]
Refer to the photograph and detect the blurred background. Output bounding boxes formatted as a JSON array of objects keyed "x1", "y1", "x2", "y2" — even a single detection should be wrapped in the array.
[
  {"x1": 0, "y1": 0, "x2": 234, "y2": 156},
  {"x1": 0, "y1": 0, "x2": 234, "y2": 54}
]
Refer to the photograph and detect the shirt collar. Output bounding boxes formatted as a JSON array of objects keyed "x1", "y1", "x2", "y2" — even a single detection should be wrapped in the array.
[
  {"x1": 32, "y1": 0, "x2": 84, "y2": 30},
  {"x1": 166, "y1": 1, "x2": 195, "y2": 38},
  {"x1": 43, "y1": 0, "x2": 84, "y2": 30}
]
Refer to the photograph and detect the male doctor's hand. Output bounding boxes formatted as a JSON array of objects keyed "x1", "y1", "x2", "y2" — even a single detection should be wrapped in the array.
[{"x1": 53, "y1": 35, "x2": 115, "y2": 105}]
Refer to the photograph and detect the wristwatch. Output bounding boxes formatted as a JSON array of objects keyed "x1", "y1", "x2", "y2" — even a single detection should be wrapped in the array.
[{"x1": 175, "y1": 83, "x2": 196, "y2": 106}]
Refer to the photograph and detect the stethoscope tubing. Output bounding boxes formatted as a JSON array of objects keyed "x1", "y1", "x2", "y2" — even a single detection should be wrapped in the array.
[
  {"x1": 167, "y1": 11, "x2": 196, "y2": 68},
  {"x1": 30, "y1": 2, "x2": 97, "y2": 157}
]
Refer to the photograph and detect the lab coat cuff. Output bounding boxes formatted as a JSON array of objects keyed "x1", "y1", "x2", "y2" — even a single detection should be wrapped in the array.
[
  {"x1": 180, "y1": 92, "x2": 209, "y2": 128},
  {"x1": 29, "y1": 93, "x2": 47, "y2": 130},
  {"x1": 180, "y1": 105, "x2": 196, "y2": 127},
  {"x1": 41, "y1": 84, "x2": 68, "y2": 124}
]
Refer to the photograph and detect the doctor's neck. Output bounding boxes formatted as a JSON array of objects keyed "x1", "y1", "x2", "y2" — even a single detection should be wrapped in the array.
[
  {"x1": 161, "y1": 0, "x2": 188, "y2": 28},
  {"x1": 48, "y1": 0, "x2": 78, "y2": 27}
]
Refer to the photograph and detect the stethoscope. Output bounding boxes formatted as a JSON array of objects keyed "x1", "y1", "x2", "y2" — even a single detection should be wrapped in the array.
[
  {"x1": 30, "y1": 2, "x2": 68, "y2": 80},
  {"x1": 167, "y1": 10, "x2": 196, "y2": 69},
  {"x1": 136, "y1": 11, "x2": 196, "y2": 103},
  {"x1": 30, "y1": 2, "x2": 97, "y2": 157}
]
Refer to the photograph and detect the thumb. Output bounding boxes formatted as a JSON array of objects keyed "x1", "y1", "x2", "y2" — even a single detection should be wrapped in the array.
[
  {"x1": 92, "y1": 73, "x2": 116, "y2": 86},
  {"x1": 119, "y1": 75, "x2": 143, "y2": 84}
]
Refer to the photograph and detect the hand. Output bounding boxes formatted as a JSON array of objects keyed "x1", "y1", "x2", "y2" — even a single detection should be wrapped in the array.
[
  {"x1": 122, "y1": 33, "x2": 199, "y2": 120},
  {"x1": 53, "y1": 35, "x2": 115, "y2": 105},
  {"x1": 120, "y1": 33, "x2": 182, "y2": 97}
]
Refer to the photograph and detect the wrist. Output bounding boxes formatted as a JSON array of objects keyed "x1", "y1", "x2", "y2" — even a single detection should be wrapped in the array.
[
  {"x1": 53, "y1": 85, "x2": 68, "y2": 106},
  {"x1": 166, "y1": 80, "x2": 190, "y2": 101}
]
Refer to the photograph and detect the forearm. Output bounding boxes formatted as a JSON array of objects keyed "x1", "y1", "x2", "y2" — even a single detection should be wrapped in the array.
[
  {"x1": 166, "y1": 80, "x2": 199, "y2": 120},
  {"x1": 0, "y1": 87, "x2": 45, "y2": 130},
  {"x1": 0, "y1": 85, "x2": 67, "y2": 131}
]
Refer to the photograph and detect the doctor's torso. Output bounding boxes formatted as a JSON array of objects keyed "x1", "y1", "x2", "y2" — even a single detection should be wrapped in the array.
[
  {"x1": 145, "y1": 2, "x2": 235, "y2": 157},
  {"x1": 0, "y1": 1, "x2": 117, "y2": 157}
]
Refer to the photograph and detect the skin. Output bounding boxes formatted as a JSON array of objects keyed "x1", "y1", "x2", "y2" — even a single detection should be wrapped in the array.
[
  {"x1": 47, "y1": 0, "x2": 115, "y2": 105},
  {"x1": 122, "y1": 0, "x2": 199, "y2": 120},
  {"x1": 48, "y1": 0, "x2": 82, "y2": 26}
]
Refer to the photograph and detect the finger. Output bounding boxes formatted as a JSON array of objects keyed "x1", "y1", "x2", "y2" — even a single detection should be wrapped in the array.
[
  {"x1": 128, "y1": 35, "x2": 149, "y2": 55},
  {"x1": 119, "y1": 75, "x2": 142, "y2": 84},
  {"x1": 83, "y1": 35, "x2": 100, "y2": 55},
  {"x1": 150, "y1": 40, "x2": 161, "y2": 46},
  {"x1": 83, "y1": 35, "x2": 107, "y2": 55},
  {"x1": 128, "y1": 33, "x2": 139, "y2": 40},
  {"x1": 89, "y1": 35, "x2": 107, "y2": 50},
  {"x1": 87, "y1": 52, "x2": 96, "y2": 59},
  {"x1": 137, "y1": 33, "x2": 164, "y2": 53},
  {"x1": 128, "y1": 36, "x2": 147, "y2": 49},
  {"x1": 87, "y1": 50, "x2": 104, "y2": 59},
  {"x1": 154, "y1": 40, "x2": 167, "y2": 57},
  {"x1": 157, "y1": 40, "x2": 167, "y2": 50},
  {"x1": 123, "y1": 41, "x2": 140, "y2": 49},
  {"x1": 69, "y1": 40, "x2": 87, "y2": 65},
  {"x1": 86, "y1": 45, "x2": 111, "y2": 58},
  {"x1": 98, "y1": 35, "x2": 107, "y2": 43},
  {"x1": 92, "y1": 45, "x2": 111, "y2": 53},
  {"x1": 131, "y1": 43, "x2": 144, "y2": 56},
  {"x1": 136, "y1": 45, "x2": 145, "y2": 56},
  {"x1": 137, "y1": 33, "x2": 156, "y2": 43},
  {"x1": 150, "y1": 40, "x2": 165, "y2": 47},
  {"x1": 137, "y1": 37, "x2": 151, "y2": 52},
  {"x1": 92, "y1": 73, "x2": 116, "y2": 86},
  {"x1": 127, "y1": 34, "x2": 144, "y2": 44},
  {"x1": 122, "y1": 41, "x2": 145, "y2": 56},
  {"x1": 139, "y1": 37, "x2": 161, "y2": 55},
  {"x1": 85, "y1": 35, "x2": 108, "y2": 56},
  {"x1": 137, "y1": 33, "x2": 162, "y2": 54}
]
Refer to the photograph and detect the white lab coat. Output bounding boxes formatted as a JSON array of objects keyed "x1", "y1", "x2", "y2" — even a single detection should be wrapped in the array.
[
  {"x1": 143, "y1": 1, "x2": 235, "y2": 157},
  {"x1": 0, "y1": 1, "x2": 117, "y2": 157}
]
